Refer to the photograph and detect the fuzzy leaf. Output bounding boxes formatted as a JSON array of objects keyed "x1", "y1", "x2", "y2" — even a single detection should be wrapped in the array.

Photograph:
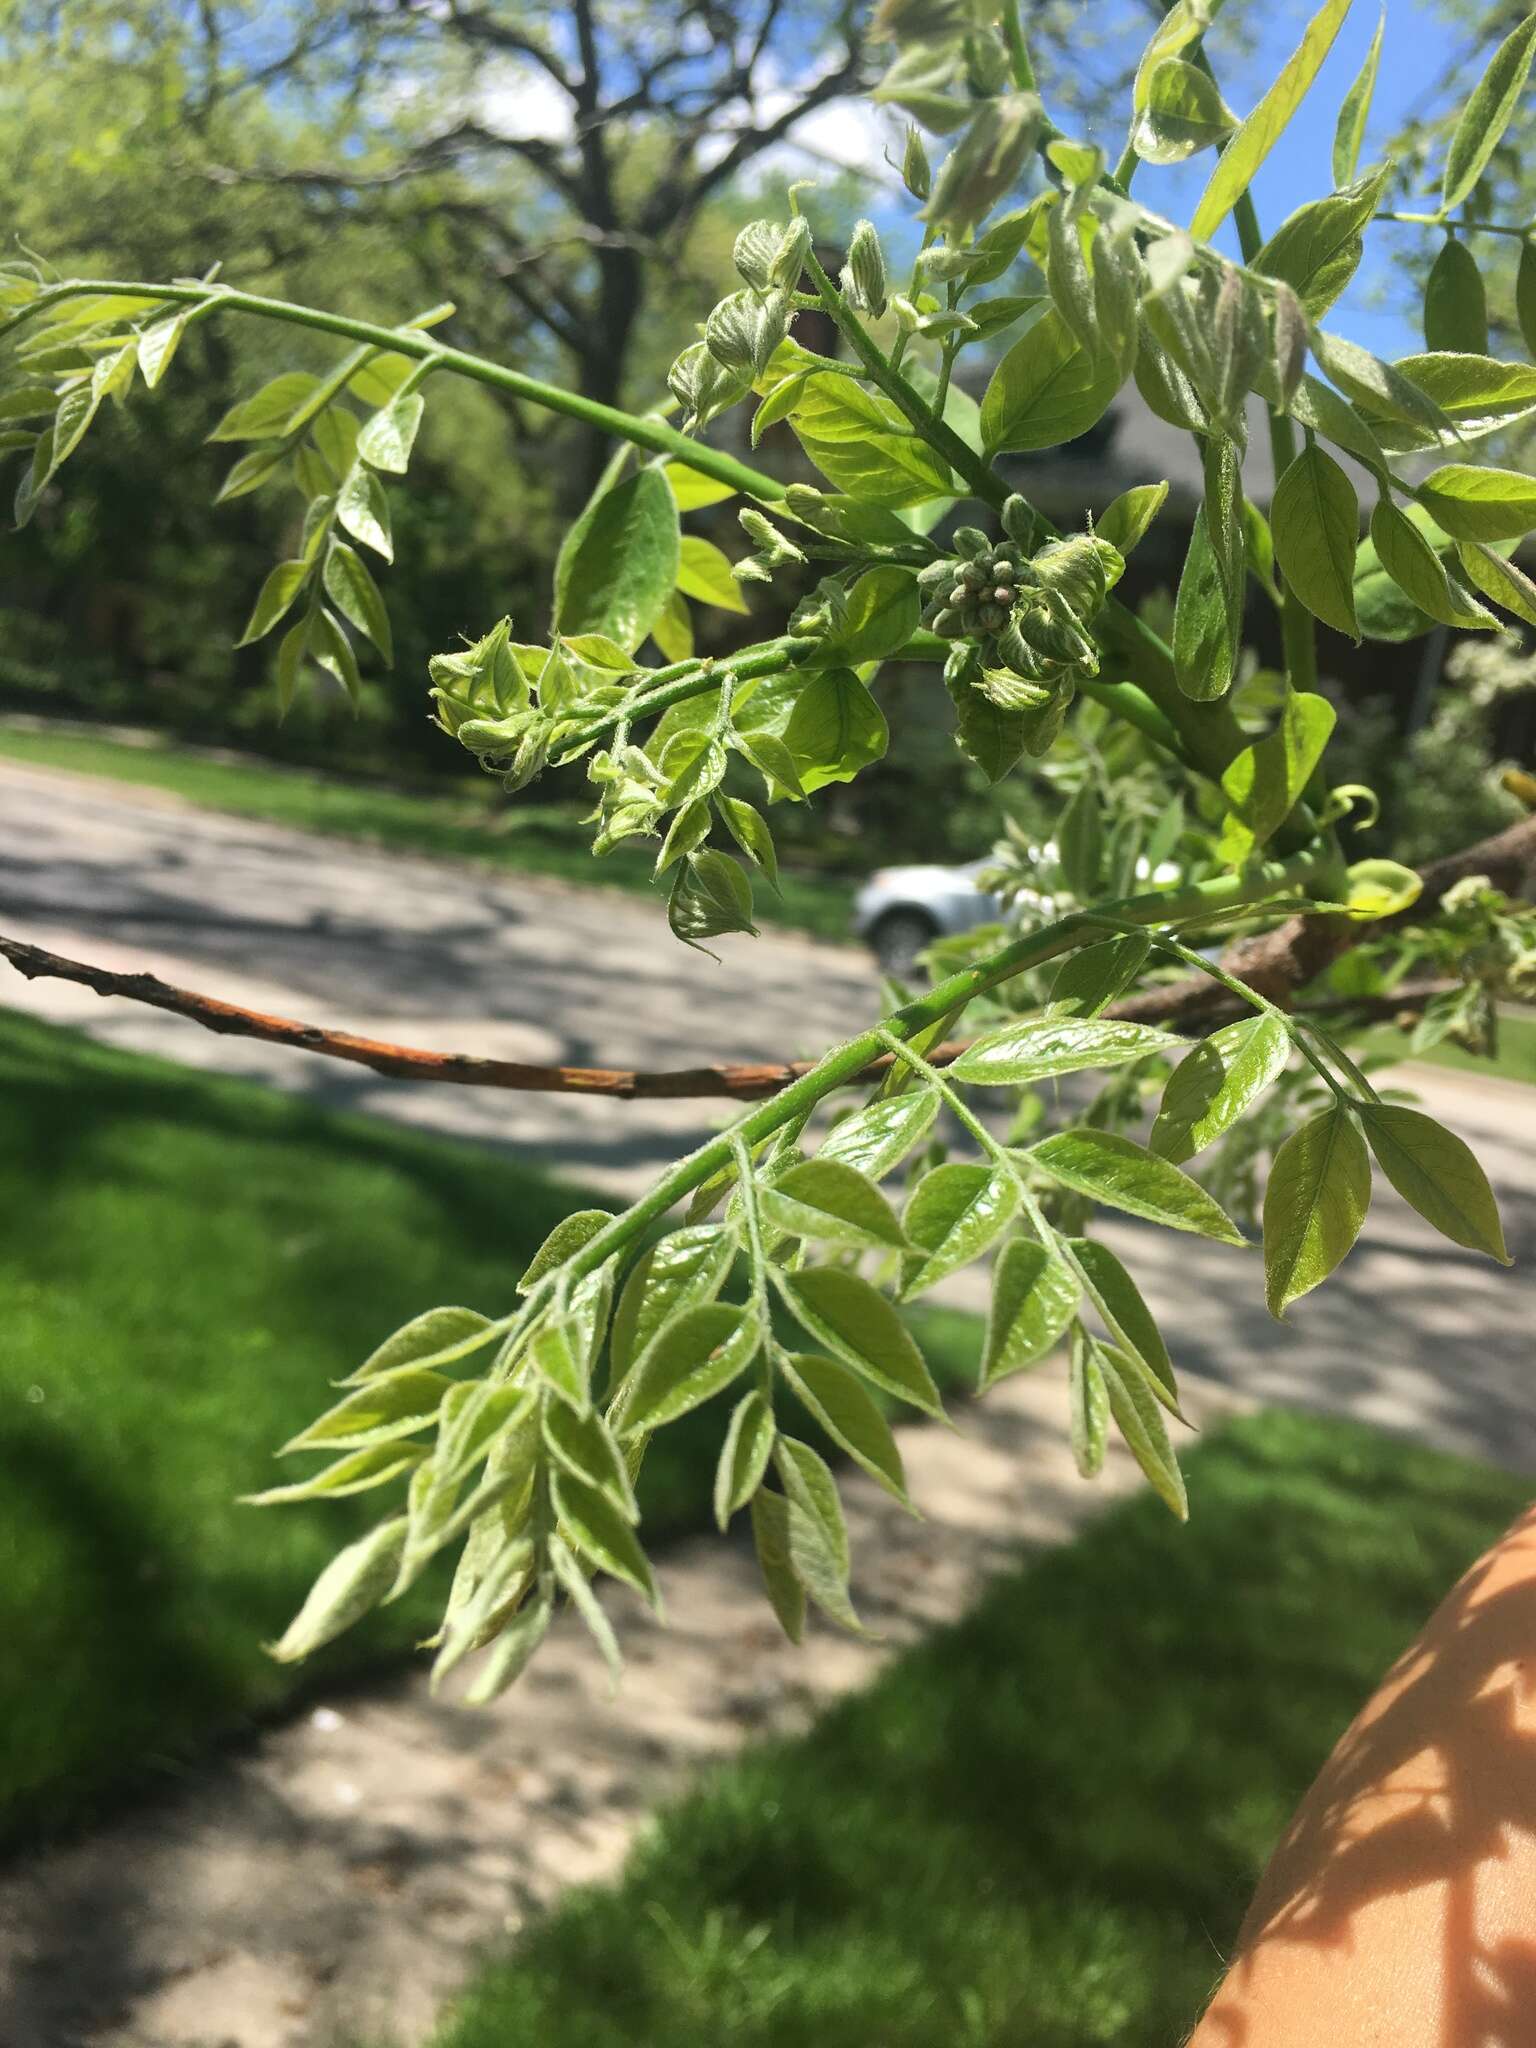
[
  {"x1": 1360, "y1": 1104, "x2": 1509, "y2": 1263},
  {"x1": 779, "y1": 1266, "x2": 944, "y2": 1416},
  {"x1": 949, "y1": 1015, "x2": 1183, "y2": 1087},
  {"x1": 1152, "y1": 1014, "x2": 1292, "y2": 1162},
  {"x1": 981, "y1": 1236, "x2": 1080, "y2": 1384},
  {"x1": 1029, "y1": 1128, "x2": 1246, "y2": 1244}
]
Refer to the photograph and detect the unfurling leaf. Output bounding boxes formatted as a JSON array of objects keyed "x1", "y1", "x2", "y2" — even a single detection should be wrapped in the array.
[
  {"x1": 1263, "y1": 1104, "x2": 1372, "y2": 1317},
  {"x1": 336, "y1": 465, "x2": 394, "y2": 561}
]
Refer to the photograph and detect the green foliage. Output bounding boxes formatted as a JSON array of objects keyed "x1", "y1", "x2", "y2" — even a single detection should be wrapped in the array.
[{"x1": 2, "y1": 0, "x2": 1532, "y2": 1702}]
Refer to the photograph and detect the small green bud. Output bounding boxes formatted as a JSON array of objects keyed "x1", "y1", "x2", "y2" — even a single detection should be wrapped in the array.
[
  {"x1": 952, "y1": 526, "x2": 989, "y2": 559},
  {"x1": 733, "y1": 220, "x2": 781, "y2": 292},
  {"x1": 1001, "y1": 495, "x2": 1036, "y2": 545},
  {"x1": 901, "y1": 125, "x2": 932, "y2": 202},
  {"x1": 769, "y1": 216, "x2": 812, "y2": 290},
  {"x1": 841, "y1": 220, "x2": 889, "y2": 318}
]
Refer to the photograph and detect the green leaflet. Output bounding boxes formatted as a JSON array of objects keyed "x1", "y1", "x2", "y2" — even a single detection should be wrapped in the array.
[
  {"x1": 1028, "y1": 1128, "x2": 1246, "y2": 1244},
  {"x1": 208, "y1": 370, "x2": 322, "y2": 441},
  {"x1": 1263, "y1": 1104, "x2": 1373, "y2": 1317},
  {"x1": 1333, "y1": 9, "x2": 1384, "y2": 185},
  {"x1": 676, "y1": 534, "x2": 749, "y2": 615},
  {"x1": 713, "y1": 1391, "x2": 776, "y2": 1530},
  {"x1": 1251, "y1": 167, "x2": 1389, "y2": 321},
  {"x1": 760, "y1": 1159, "x2": 908, "y2": 1253},
  {"x1": 1423, "y1": 239, "x2": 1489, "y2": 356},
  {"x1": 1359, "y1": 1105, "x2": 1510, "y2": 1263},
  {"x1": 668, "y1": 850, "x2": 757, "y2": 952},
  {"x1": 519, "y1": 1208, "x2": 614, "y2": 1291},
  {"x1": 783, "y1": 669, "x2": 888, "y2": 792},
  {"x1": 981, "y1": 308, "x2": 1124, "y2": 456},
  {"x1": 789, "y1": 373, "x2": 953, "y2": 507},
  {"x1": 1133, "y1": 57, "x2": 1236, "y2": 163},
  {"x1": 1417, "y1": 465, "x2": 1536, "y2": 542},
  {"x1": 1151, "y1": 1014, "x2": 1292, "y2": 1162},
  {"x1": 335, "y1": 466, "x2": 393, "y2": 562},
  {"x1": 1369, "y1": 501, "x2": 1495, "y2": 630},
  {"x1": 1456, "y1": 540, "x2": 1536, "y2": 626},
  {"x1": 356, "y1": 391, "x2": 424, "y2": 474},
  {"x1": 1219, "y1": 689, "x2": 1336, "y2": 860},
  {"x1": 949, "y1": 1015, "x2": 1183, "y2": 1087},
  {"x1": 270, "y1": 1515, "x2": 407, "y2": 1663},
  {"x1": 282, "y1": 1369, "x2": 449, "y2": 1455},
  {"x1": 323, "y1": 540, "x2": 393, "y2": 661},
  {"x1": 552, "y1": 1468, "x2": 658, "y2": 1606},
  {"x1": 1442, "y1": 11, "x2": 1536, "y2": 214},
  {"x1": 1520, "y1": 242, "x2": 1536, "y2": 360},
  {"x1": 1099, "y1": 1343, "x2": 1188, "y2": 1519},
  {"x1": 236, "y1": 560, "x2": 308, "y2": 647},
  {"x1": 818, "y1": 1088, "x2": 939, "y2": 1182},
  {"x1": 550, "y1": 1537, "x2": 624, "y2": 1685},
  {"x1": 554, "y1": 466, "x2": 679, "y2": 652},
  {"x1": 619, "y1": 1302, "x2": 759, "y2": 1434},
  {"x1": 1271, "y1": 445, "x2": 1361, "y2": 640},
  {"x1": 1175, "y1": 438, "x2": 1242, "y2": 701},
  {"x1": 1068, "y1": 1327, "x2": 1110, "y2": 1479},
  {"x1": 1057, "y1": 782, "x2": 1101, "y2": 900},
  {"x1": 778, "y1": 1266, "x2": 945, "y2": 1416},
  {"x1": 781, "y1": 1353, "x2": 910, "y2": 1507},
  {"x1": 1048, "y1": 932, "x2": 1154, "y2": 1019},
  {"x1": 900, "y1": 1162, "x2": 1019, "y2": 1297},
  {"x1": 1068, "y1": 1238, "x2": 1180, "y2": 1413},
  {"x1": 750, "y1": 1487, "x2": 806, "y2": 1644},
  {"x1": 830, "y1": 566, "x2": 921, "y2": 661},
  {"x1": 608, "y1": 1226, "x2": 734, "y2": 1381},
  {"x1": 981, "y1": 1236, "x2": 1080, "y2": 1385},
  {"x1": 1190, "y1": 0, "x2": 1353, "y2": 240}
]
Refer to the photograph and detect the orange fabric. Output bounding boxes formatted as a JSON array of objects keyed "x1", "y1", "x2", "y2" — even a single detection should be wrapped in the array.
[{"x1": 1190, "y1": 1505, "x2": 1536, "y2": 2048}]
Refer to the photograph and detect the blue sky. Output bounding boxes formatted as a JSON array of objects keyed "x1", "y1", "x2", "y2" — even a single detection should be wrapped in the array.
[
  {"x1": 1126, "y1": 0, "x2": 1468, "y2": 359},
  {"x1": 823, "y1": 0, "x2": 1481, "y2": 363}
]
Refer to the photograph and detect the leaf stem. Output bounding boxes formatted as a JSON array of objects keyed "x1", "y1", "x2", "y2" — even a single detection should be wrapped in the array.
[
  {"x1": 544, "y1": 851, "x2": 1333, "y2": 1295},
  {"x1": 6, "y1": 279, "x2": 786, "y2": 503},
  {"x1": 1001, "y1": 0, "x2": 1038, "y2": 91},
  {"x1": 1376, "y1": 211, "x2": 1533, "y2": 239}
]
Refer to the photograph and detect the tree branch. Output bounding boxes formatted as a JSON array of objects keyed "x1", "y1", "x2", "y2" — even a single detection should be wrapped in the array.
[{"x1": 3, "y1": 822, "x2": 1529, "y2": 1105}]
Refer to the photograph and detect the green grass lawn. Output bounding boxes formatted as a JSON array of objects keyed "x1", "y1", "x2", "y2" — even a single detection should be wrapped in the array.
[
  {"x1": 0, "y1": 722, "x2": 852, "y2": 941},
  {"x1": 0, "y1": 1009, "x2": 976, "y2": 1843},
  {"x1": 429, "y1": 1409, "x2": 1530, "y2": 2048},
  {"x1": 1364, "y1": 1007, "x2": 1536, "y2": 1089}
]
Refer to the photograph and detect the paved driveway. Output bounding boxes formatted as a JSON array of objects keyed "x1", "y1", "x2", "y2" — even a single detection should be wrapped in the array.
[{"x1": 2, "y1": 757, "x2": 1533, "y2": 1472}]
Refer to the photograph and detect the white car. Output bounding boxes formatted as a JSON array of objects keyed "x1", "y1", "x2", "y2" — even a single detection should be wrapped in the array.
[
  {"x1": 853, "y1": 849, "x2": 1184, "y2": 975},
  {"x1": 852, "y1": 860, "x2": 1005, "y2": 976}
]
